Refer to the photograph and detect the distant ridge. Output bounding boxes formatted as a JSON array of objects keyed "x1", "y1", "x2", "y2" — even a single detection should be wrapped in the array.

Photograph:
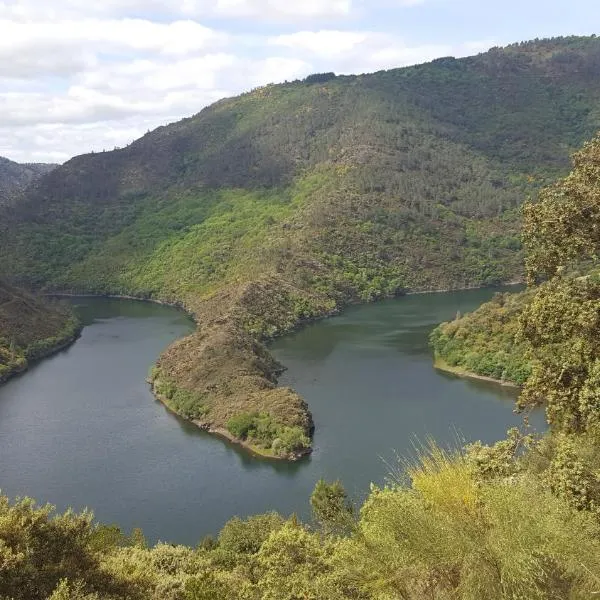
[{"x1": 0, "y1": 156, "x2": 57, "y2": 206}]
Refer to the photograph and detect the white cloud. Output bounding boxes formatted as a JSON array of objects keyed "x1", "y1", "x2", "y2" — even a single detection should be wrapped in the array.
[
  {"x1": 270, "y1": 31, "x2": 370, "y2": 56},
  {"x1": 0, "y1": 0, "x2": 353, "y2": 21},
  {"x1": 0, "y1": 0, "x2": 498, "y2": 163},
  {"x1": 268, "y1": 30, "x2": 493, "y2": 74},
  {"x1": 0, "y1": 43, "x2": 314, "y2": 161},
  {"x1": 0, "y1": 18, "x2": 226, "y2": 79},
  {"x1": 214, "y1": 0, "x2": 352, "y2": 19}
]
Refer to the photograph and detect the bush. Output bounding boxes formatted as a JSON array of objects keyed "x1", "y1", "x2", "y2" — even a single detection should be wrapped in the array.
[
  {"x1": 218, "y1": 513, "x2": 285, "y2": 554},
  {"x1": 226, "y1": 412, "x2": 257, "y2": 440},
  {"x1": 272, "y1": 427, "x2": 310, "y2": 456}
]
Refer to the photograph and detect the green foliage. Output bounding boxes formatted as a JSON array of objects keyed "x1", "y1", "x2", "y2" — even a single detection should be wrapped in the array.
[
  {"x1": 0, "y1": 497, "x2": 130, "y2": 600},
  {"x1": 218, "y1": 513, "x2": 285, "y2": 554},
  {"x1": 226, "y1": 412, "x2": 258, "y2": 440},
  {"x1": 272, "y1": 426, "x2": 311, "y2": 456},
  {"x1": 0, "y1": 281, "x2": 80, "y2": 383},
  {"x1": 522, "y1": 135, "x2": 600, "y2": 282},
  {"x1": 465, "y1": 427, "x2": 534, "y2": 480},
  {"x1": 226, "y1": 412, "x2": 310, "y2": 456},
  {"x1": 302, "y1": 72, "x2": 337, "y2": 85},
  {"x1": 430, "y1": 290, "x2": 533, "y2": 385},
  {"x1": 516, "y1": 135, "x2": 600, "y2": 432},
  {"x1": 3, "y1": 428, "x2": 600, "y2": 600},
  {"x1": 48, "y1": 580, "x2": 100, "y2": 600},
  {"x1": 184, "y1": 572, "x2": 233, "y2": 600},
  {"x1": 254, "y1": 522, "x2": 336, "y2": 600},
  {"x1": 345, "y1": 444, "x2": 600, "y2": 599},
  {"x1": 310, "y1": 480, "x2": 354, "y2": 534},
  {"x1": 517, "y1": 276, "x2": 600, "y2": 430},
  {"x1": 152, "y1": 373, "x2": 209, "y2": 420}
]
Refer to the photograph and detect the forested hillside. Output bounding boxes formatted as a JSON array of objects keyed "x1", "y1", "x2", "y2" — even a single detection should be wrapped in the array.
[
  {"x1": 0, "y1": 157, "x2": 56, "y2": 207},
  {"x1": 432, "y1": 134, "x2": 600, "y2": 430},
  {"x1": 0, "y1": 281, "x2": 80, "y2": 382},
  {"x1": 431, "y1": 289, "x2": 533, "y2": 385},
  {"x1": 2, "y1": 36, "x2": 600, "y2": 456}
]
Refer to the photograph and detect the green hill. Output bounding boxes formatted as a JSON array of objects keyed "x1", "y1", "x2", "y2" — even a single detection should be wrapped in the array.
[
  {"x1": 2, "y1": 35, "x2": 600, "y2": 457},
  {"x1": 0, "y1": 281, "x2": 80, "y2": 382}
]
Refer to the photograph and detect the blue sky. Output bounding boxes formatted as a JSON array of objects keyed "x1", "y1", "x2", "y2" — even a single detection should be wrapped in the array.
[{"x1": 0, "y1": 0, "x2": 598, "y2": 163}]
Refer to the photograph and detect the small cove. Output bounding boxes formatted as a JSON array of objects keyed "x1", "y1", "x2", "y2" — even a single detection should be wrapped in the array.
[{"x1": 0, "y1": 289, "x2": 545, "y2": 544}]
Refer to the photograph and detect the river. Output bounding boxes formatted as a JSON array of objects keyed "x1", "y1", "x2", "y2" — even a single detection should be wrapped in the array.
[{"x1": 0, "y1": 289, "x2": 545, "y2": 544}]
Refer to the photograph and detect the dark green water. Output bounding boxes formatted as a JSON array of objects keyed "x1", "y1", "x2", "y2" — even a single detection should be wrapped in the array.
[{"x1": 0, "y1": 289, "x2": 545, "y2": 544}]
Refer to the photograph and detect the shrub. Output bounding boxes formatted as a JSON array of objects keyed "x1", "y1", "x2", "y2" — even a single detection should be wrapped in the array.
[
  {"x1": 226, "y1": 412, "x2": 257, "y2": 440},
  {"x1": 273, "y1": 427, "x2": 310, "y2": 456},
  {"x1": 218, "y1": 513, "x2": 285, "y2": 554}
]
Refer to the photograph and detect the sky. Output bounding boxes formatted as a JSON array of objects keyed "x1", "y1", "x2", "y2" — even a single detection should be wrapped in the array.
[{"x1": 1, "y1": 0, "x2": 598, "y2": 164}]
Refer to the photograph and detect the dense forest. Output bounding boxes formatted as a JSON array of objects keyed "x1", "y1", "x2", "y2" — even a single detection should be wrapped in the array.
[
  {"x1": 0, "y1": 281, "x2": 80, "y2": 383},
  {"x1": 2, "y1": 36, "x2": 600, "y2": 456},
  {"x1": 0, "y1": 157, "x2": 56, "y2": 207}
]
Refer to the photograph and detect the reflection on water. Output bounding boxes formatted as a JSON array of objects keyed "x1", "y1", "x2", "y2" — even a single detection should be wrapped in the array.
[{"x1": 0, "y1": 288, "x2": 543, "y2": 545}]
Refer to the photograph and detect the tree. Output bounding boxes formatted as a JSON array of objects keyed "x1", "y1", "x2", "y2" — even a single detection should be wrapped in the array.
[
  {"x1": 522, "y1": 135, "x2": 600, "y2": 283},
  {"x1": 310, "y1": 479, "x2": 354, "y2": 534},
  {"x1": 518, "y1": 135, "x2": 600, "y2": 431}
]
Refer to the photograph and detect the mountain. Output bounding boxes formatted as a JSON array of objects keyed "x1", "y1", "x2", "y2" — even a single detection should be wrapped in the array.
[
  {"x1": 0, "y1": 157, "x2": 57, "y2": 207},
  {"x1": 2, "y1": 35, "x2": 600, "y2": 457},
  {"x1": 0, "y1": 281, "x2": 80, "y2": 383}
]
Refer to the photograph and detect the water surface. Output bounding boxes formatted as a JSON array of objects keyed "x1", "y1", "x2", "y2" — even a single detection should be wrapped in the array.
[{"x1": 0, "y1": 290, "x2": 544, "y2": 544}]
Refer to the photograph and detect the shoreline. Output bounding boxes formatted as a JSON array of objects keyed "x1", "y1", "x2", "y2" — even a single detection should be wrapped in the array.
[
  {"x1": 433, "y1": 357, "x2": 521, "y2": 389},
  {"x1": 405, "y1": 280, "x2": 523, "y2": 296},
  {"x1": 45, "y1": 281, "x2": 521, "y2": 462},
  {"x1": 47, "y1": 292, "x2": 196, "y2": 323},
  {"x1": 150, "y1": 380, "x2": 311, "y2": 462},
  {"x1": 0, "y1": 329, "x2": 81, "y2": 386}
]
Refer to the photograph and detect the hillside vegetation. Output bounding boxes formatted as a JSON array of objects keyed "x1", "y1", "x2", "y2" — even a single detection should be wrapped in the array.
[
  {"x1": 0, "y1": 281, "x2": 80, "y2": 382},
  {"x1": 0, "y1": 156, "x2": 56, "y2": 207},
  {"x1": 4, "y1": 431, "x2": 600, "y2": 600},
  {"x1": 2, "y1": 36, "x2": 600, "y2": 456},
  {"x1": 431, "y1": 289, "x2": 533, "y2": 385},
  {"x1": 433, "y1": 134, "x2": 600, "y2": 431}
]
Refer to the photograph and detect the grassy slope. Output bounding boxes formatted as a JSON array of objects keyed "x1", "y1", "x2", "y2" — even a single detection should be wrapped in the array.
[
  {"x1": 1, "y1": 36, "x2": 600, "y2": 457},
  {"x1": 0, "y1": 281, "x2": 80, "y2": 382}
]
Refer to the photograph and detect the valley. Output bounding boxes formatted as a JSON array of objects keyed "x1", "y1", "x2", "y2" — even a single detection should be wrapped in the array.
[
  {"x1": 2, "y1": 30, "x2": 600, "y2": 599},
  {"x1": 1, "y1": 36, "x2": 599, "y2": 457}
]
